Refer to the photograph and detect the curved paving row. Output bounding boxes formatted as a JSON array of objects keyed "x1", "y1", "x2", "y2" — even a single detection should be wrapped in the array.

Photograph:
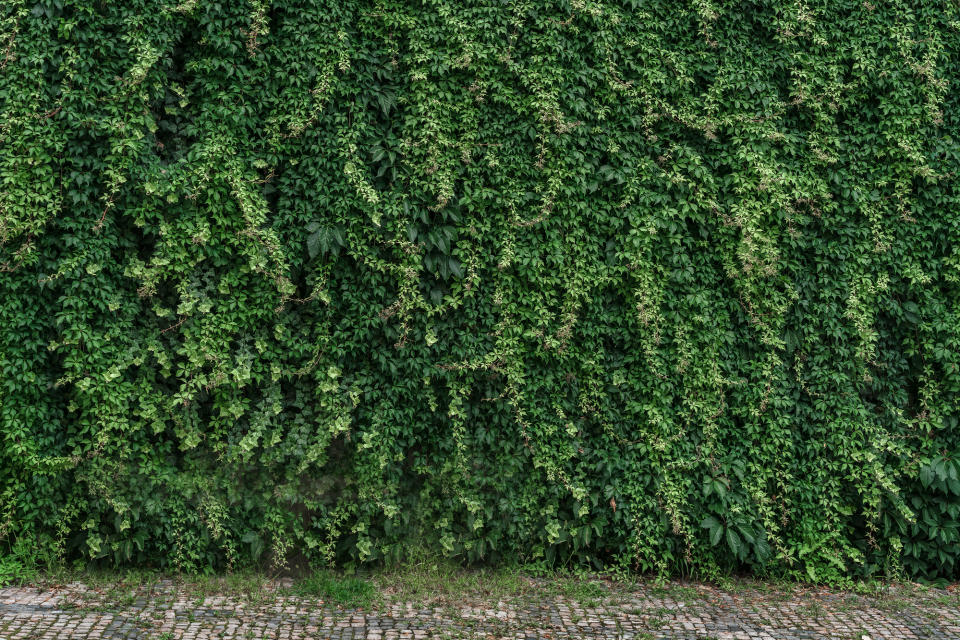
[{"x1": 2, "y1": 580, "x2": 959, "y2": 639}]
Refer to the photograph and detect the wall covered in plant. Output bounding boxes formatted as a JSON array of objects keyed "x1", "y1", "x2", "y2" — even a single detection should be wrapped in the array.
[{"x1": 1, "y1": 0, "x2": 959, "y2": 581}]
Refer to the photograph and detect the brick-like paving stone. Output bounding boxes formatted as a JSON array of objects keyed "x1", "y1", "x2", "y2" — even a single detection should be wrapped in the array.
[{"x1": 1, "y1": 578, "x2": 958, "y2": 639}]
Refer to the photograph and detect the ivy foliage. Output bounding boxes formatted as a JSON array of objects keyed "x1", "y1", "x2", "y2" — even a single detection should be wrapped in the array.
[{"x1": 1, "y1": 0, "x2": 959, "y2": 582}]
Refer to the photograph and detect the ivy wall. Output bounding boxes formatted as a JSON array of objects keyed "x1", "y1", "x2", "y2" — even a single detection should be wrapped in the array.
[{"x1": 1, "y1": 0, "x2": 959, "y2": 581}]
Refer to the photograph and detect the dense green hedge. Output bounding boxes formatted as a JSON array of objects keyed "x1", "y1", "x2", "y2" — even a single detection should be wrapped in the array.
[{"x1": 2, "y1": 0, "x2": 959, "y2": 582}]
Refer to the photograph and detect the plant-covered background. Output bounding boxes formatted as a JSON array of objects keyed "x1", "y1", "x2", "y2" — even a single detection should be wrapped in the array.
[{"x1": 1, "y1": 0, "x2": 959, "y2": 582}]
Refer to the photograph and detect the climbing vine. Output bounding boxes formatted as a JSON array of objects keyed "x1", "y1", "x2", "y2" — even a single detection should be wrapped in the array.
[{"x1": 1, "y1": 0, "x2": 959, "y2": 581}]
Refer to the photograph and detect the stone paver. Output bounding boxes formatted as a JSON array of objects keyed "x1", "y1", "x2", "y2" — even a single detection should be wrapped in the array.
[{"x1": 1, "y1": 578, "x2": 958, "y2": 639}]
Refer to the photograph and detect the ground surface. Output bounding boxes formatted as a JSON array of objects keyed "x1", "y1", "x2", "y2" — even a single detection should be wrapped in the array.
[{"x1": 1, "y1": 574, "x2": 959, "y2": 639}]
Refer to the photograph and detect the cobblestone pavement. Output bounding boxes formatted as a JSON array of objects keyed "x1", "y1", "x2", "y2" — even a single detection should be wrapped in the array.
[{"x1": 2, "y1": 577, "x2": 959, "y2": 639}]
